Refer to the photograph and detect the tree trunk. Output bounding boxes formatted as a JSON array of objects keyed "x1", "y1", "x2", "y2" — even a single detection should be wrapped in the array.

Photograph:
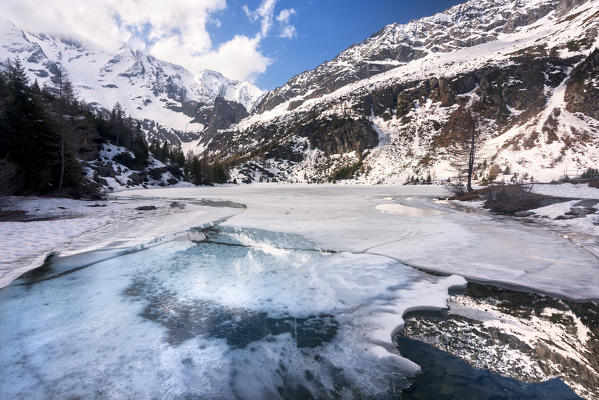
[
  {"x1": 58, "y1": 90, "x2": 64, "y2": 192},
  {"x1": 467, "y1": 131, "x2": 476, "y2": 192},
  {"x1": 58, "y1": 131, "x2": 64, "y2": 192}
]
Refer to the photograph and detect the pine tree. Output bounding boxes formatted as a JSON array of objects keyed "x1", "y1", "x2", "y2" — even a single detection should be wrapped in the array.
[
  {"x1": 3, "y1": 58, "x2": 60, "y2": 192},
  {"x1": 53, "y1": 65, "x2": 75, "y2": 192},
  {"x1": 110, "y1": 103, "x2": 124, "y2": 146},
  {"x1": 161, "y1": 141, "x2": 170, "y2": 162}
]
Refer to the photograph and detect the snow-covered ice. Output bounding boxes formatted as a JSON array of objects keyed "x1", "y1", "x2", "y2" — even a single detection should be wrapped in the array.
[
  {"x1": 2, "y1": 184, "x2": 597, "y2": 298},
  {"x1": 532, "y1": 183, "x2": 599, "y2": 200},
  {"x1": 119, "y1": 185, "x2": 599, "y2": 300},
  {"x1": 0, "y1": 196, "x2": 244, "y2": 289}
]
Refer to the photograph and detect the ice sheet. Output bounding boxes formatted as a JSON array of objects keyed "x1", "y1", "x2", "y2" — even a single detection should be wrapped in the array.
[
  {"x1": 0, "y1": 229, "x2": 464, "y2": 399},
  {"x1": 532, "y1": 183, "x2": 599, "y2": 200},
  {"x1": 0, "y1": 197, "x2": 244, "y2": 288},
  {"x1": 118, "y1": 185, "x2": 599, "y2": 300}
]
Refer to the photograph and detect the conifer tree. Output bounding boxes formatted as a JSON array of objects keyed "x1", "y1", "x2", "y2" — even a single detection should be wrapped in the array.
[{"x1": 53, "y1": 65, "x2": 75, "y2": 192}]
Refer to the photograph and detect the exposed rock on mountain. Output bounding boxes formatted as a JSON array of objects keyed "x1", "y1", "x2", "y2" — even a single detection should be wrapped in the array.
[
  {"x1": 566, "y1": 48, "x2": 599, "y2": 119},
  {"x1": 197, "y1": 0, "x2": 599, "y2": 184},
  {"x1": 256, "y1": 0, "x2": 591, "y2": 114},
  {"x1": 199, "y1": 96, "x2": 249, "y2": 140}
]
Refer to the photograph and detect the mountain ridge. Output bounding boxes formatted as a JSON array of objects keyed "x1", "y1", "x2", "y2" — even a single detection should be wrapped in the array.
[
  {"x1": 0, "y1": 17, "x2": 263, "y2": 140},
  {"x1": 195, "y1": 0, "x2": 599, "y2": 184}
]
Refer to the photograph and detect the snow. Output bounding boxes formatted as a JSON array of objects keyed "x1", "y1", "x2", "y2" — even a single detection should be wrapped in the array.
[
  {"x1": 532, "y1": 183, "x2": 599, "y2": 199},
  {"x1": 0, "y1": 17, "x2": 263, "y2": 133},
  {"x1": 445, "y1": 293, "x2": 597, "y2": 397},
  {"x1": 448, "y1": 182, "x2": 599, "y2": 259},
  {"x1": 532, "y1": 200, "x2": 580, "y2": 219}
]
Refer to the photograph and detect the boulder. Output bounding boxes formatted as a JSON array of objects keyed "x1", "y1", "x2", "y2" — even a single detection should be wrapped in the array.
[
  {"x1": 136, "y1": 205, "x2": 157, "y2": 211},
  {"x1": 568, "y1": 207, "x2": 596, "y2": 217}
]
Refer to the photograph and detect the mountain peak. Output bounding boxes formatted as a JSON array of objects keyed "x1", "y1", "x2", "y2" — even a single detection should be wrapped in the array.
[{"x1": 0, "y1": 18, "x2": 263, "y2": 132}]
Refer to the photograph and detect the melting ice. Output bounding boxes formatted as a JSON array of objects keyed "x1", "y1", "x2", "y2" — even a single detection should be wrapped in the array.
[{"x1": 0, "y1": 227, "x2": 464, "y2": 399}]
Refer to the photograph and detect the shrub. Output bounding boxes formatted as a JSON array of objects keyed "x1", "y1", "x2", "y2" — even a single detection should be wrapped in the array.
[
  {"x1": 113, "y1": 152, "x2": 147, "y2": 171},
  {"x1": 488, "y1": 164, "x2": 501, "y2": 181},
  {"x1": 483, "y1": 185, "x2": 543, "y2": 214},
  {"x1": 445, "y1": 183, "x2": 466, "y2": 196}
]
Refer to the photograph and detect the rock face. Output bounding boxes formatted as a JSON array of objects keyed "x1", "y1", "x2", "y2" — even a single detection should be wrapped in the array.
[
  {"x1": 298, "y1": 118, "x2": 379, "y2": 156},
  {"x1": 195, "y1": 0, "x2": 599, "y2": 184},
  {"x1": 566, "y1": 48, "x2": 599, "y2": 120},
  {"x1": 402, "y1": 282, "x2": 599, "y2": 400},
  {"x1": 255, "y1": 0, "x2": 589, "y2": 114},
  {"x1": 201, "y1": 96, "x2": 249, "y2": 140}
]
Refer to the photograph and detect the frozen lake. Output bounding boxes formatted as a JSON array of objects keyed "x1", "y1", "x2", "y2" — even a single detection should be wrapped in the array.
[
  {"x1": 1, "y1": 185, "x2": 597, "y2": 399},
  {"x1": 1, "y1": 226, "x2": 463, "y2": 399}
]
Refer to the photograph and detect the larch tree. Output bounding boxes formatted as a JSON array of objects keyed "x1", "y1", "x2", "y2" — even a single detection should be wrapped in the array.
[{"x1": 446, "y1": 109, "x2": 481, "y2": 192}]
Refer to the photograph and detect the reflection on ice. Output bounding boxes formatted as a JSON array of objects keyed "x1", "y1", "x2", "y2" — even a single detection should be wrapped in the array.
[{"x1": 0, "y1": 227, "x2": 465, "y2": 399}]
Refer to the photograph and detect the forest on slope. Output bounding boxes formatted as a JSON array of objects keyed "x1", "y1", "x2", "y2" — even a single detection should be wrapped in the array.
[{"x1": 0, "y1": 59, "x2": 230, "y2": 198}]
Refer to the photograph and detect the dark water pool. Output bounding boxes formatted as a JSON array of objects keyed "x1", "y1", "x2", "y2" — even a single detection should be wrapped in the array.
[{"x1": 397, "y1": 337, "x2": 581, "y2": 400}]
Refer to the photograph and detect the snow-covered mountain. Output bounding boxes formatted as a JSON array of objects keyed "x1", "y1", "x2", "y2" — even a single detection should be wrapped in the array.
[
  {"x1": 256, "y1": 0, "x2": 580, "y2": 113},
  {"x1": 0, "y1": 18, "x2": 263, "y2": 138},
  {"x1": 2, "y1": 0, "x2": 598, "y2": 185},
  {"x1": 194, "y1": 0, "x2": 599, "y2": 184}
]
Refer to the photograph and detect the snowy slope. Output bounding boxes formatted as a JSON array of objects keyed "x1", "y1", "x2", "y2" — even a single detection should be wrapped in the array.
[
  {"x1": 256, "y1": 0, "x2": 582, "y2": 113},
  {"x1": 0, "y1": 18, "x2": 263, "y2": 135},
  {"x1": 199, "y1": 0, "x2": 599, "y2": 184}
]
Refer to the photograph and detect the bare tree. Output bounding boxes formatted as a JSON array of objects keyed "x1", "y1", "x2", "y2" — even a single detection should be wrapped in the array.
[
  {"x1": 466, "y1": 128, "x2": 476, "y2": 192},
  {"x1": 447, "y1": 109, "x2": 480, "y2": 192}
]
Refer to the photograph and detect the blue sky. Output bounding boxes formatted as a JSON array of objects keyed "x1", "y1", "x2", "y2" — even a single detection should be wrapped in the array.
[
  {"x1": 3, "y1": 0, "x2": 464, "y2": 90},
  {"x1": 212, "y1": 1, "x2": 464, "y2": 89}
]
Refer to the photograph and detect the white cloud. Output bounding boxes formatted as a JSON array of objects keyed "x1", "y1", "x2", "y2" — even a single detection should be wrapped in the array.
[
  {"x1": 279, "y1": 25, "x2": 297, "y2": 39},
  {"x1": 276, "y1": 8, "x2": 296, "y2": 24},
  {"x1": 243, "y1": 1, "x2": 297, "y2": 40},
  {"x1": 1, "y1": 0, "x2": 297, "y2": 83},
  {"x1": 2, "y1": 0, "x2": 294, "y2": 83},
  {"x1": 197, "y1": 35, "x2": 272, "y2": 82},
  {"x1": 276, "y1": 8, "x2": 296, "y2": 38},
  {"x1": 243, "y1": 0, "x2": 276, "y2": 39}
]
